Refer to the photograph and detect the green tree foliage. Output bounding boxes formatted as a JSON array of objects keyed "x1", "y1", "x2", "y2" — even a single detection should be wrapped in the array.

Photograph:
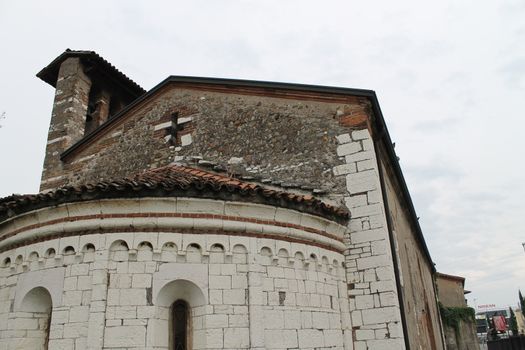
[
  {"x1": 509, "y1": 307, "x2": 519, "y2": 336},
  {"x1": 439, "y1": 302, "x2": 475, "y2": 339},
  {"x1": 518, "y1": 290, "x2": 525, "y2": 316}
]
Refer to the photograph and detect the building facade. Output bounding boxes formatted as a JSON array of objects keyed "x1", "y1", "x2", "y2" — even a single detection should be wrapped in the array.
[
  {"x1": 436, "y1": 273, "x2": 479, "y2": 350},
  {"x1": 0, "y1": 50, "x2": 445, "y2": 349}
]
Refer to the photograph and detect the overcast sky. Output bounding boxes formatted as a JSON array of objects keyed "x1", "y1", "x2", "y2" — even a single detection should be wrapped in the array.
[{"x1": 0, "y1": 0, "x2": 524, "y2": 309}]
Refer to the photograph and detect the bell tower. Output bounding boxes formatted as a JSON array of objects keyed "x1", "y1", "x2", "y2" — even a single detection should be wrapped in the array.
[{"x1": 36, "y1": 49, "x2": 145, "y2": 191}]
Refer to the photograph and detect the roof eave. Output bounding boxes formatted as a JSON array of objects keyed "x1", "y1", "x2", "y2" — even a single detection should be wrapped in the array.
[
  {"x1": 368, "y1": 92, "x2": 436, "y2": 271},
  {"x1": 61, "y1": 76, "x2": 376, "y2": 161},
  {"x1": 36, "y1": 49, "x2": 146, "y2": 95}
]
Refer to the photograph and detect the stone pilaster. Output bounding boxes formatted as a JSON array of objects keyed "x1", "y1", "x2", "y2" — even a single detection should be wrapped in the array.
[{"x1": 335, "y1": 129, "x2": 406, "y2": 350}]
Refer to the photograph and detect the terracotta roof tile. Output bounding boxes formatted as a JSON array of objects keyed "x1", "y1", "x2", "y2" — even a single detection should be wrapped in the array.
[{"x1": 0, "y1": 165, "x2": 349, "y2": 224}]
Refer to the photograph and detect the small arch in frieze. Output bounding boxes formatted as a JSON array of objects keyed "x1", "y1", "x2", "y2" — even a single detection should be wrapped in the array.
[
  {"x1": 186, "y1": 243, "x2": 202, "y2": 263},
  {"x1": 162, "y1": 242, "x2": 178, "y2": 251},
  {"x1": 187, "y1": 243, "x2": 201, "y2": 252},
  {"x1": 45, "y1": 248, "x2": 56, "y2": 258},
  {"x1": 294, "y1": 251, "x2": 305, "y2": 261},
  {"x1": 138, "y1": 241, "x2": 153, "y2": 251},
  {"x1": 260, "y1": 247, "x2": 272, "y2": 256},
  {"x1": 210, "y1": 244, "x2": 225, "y2": 252},
  {"x1": 109, "y1": 240, "x2": 129, "y2": 251},
  {"x1": 137, "y1": 241, "x2": 154, "y2": 261},
  {"x1": 82, "y1": 243, "x2": 96, "y2": 252},
  {"x1": 109, "y1": 240, "x2": 129, "y2": 262},
  {"x1": 232, "y1": 244, "x2": 247, "y2": 254},
  {"x1": 63, "y1": 246, "x2": 75, "y2": 256},
  {"x1": 209, "y1": 243, "x2": 225, "y2": 263},
  {"x1": 232, "y1": 244, "x2": 247, "y2": 264},
  {"x1": 1, "y1": 257, "x2": 11, "y2": 267},
  {"x1": 15, "y1": 255, "x2": 23, "y2": 264},
  {"x1": 161, "y1": 242, "x2": 178, "y2": 262},
  {"x1": 29, "y1": 252, "x2": 39, "y2": 261},
  {"x1": 277, "y1": 248, "x2": 289, "y2": 258}
]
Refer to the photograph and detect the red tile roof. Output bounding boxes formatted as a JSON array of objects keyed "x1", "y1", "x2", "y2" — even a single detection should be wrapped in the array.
[{"x1": 0, "y1": 165, "x2": 349, "y2": 224}]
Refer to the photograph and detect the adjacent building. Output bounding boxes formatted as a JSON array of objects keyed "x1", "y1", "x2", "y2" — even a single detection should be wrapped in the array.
[{"x1": 436, "y1": 272, "x2": 479, "y2": 350}]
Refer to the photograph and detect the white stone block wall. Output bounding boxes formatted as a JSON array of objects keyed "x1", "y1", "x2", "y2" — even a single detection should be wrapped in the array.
[
  {"x1": 0, "y1": 199, "x2": 350, "y2": 350},
  {"x1": 334, "y1": 129, "x2": 406, "y2": 350}
]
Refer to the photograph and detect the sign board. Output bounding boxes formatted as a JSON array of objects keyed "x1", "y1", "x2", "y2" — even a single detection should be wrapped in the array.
[{"x1": 493, "y1": 315, "x2": 507, "y2": 332}]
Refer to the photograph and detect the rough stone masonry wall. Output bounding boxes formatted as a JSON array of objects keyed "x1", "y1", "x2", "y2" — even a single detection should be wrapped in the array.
[
  {"x1": 40, "y1": 57, "x2": 92, "y2": 191},
  {"x1": 41, "y1": 85, "x2": 370, "y2": 199},
  {"x1": 333, "y1": 128, "x2": 406, "y2": 350}
]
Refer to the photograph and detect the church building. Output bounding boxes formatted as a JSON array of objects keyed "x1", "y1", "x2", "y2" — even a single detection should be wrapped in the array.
[{"x1": 0, "y1": 49, "x2": 445, "y2": 349}]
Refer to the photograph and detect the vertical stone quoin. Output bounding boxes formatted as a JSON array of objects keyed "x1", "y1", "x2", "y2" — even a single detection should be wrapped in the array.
[
  {"x1": 40, "y1": 57, "x2": 91, "y2": 191},
  {"x1": 334, "y1": 126, "x2": 406, "y2": 350}
]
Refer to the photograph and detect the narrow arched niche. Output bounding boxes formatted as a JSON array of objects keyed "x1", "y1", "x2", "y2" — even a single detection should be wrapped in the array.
[
  {"x1": 137, "y1": 241, "x2": 154, "y2": 261},
  {"x1": 259, "y1": 247, "x2": 272, "y2": 265},
  {"x1": 110, "y1": 240, "x2": 129, "y2": 251},
  {"x1": 161, "y1": 242, "x2": 178, "y2": 262},
  {"x1": 63, "y1": 246, "x2": 75, "y2": 256},
  {"x1": 260, "y1": 247, "x2": 272, "y2": 256},
  {"x1": 332, "y1": 259, "x2": 340, "y2": 274},
  {"x1": 309, "y1": 253, "x2": 318, "y2": 271},
  {"x1": 186, "y1": 243, "x2": 202, "y2": 263},
  {"x1": 82, "y1": 243, "x2": 96, "y2": 252},
  {"x1": 232, "y1": 244, "x2": 248, "y2": 264},
  {"x1": 45, "y1": 248, "x2": 56, "y2": 259},
  {"x1": 162, "y1": 242, "x2": 177, "y2": 251},
  {"x1": 209, "y1": 243, "x2": 225, "y2": 264},
  {"x1": 294, "y1": 252, "x2": 305, "y2": 268},
  {"x1": 18, "y1": 287, "x2": 53, "y2": 349},
  {"x1": 109, "y1": 240, "x2": 129, "y2": 262},
  {"x1": 322, "y1": 256, "x2": 329, "y2": 271},
  {"x1": 138, "y1": 241, "x2": 153, "y2": 250},
  {"x1": 277, "y1": 248, "x2": 290, "y2": 265},
  {"x1": 210, "y1": 243, "x2": 224, "y2": 252},
  {"x1": 29, "y1": 252, "x2": 40, "y2": 262},
  {"x1": 153, "y1": 279, "x2": 206, "y2": 349},
  {"x1": 278, "y1": 248, "x2": 289, "y2": 258}
]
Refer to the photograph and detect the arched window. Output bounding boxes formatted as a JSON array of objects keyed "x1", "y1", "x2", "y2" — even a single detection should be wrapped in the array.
[
  {"x1": 171, "y1": 300, "x2": 190, "y2": 350},
  {"x1": 155, "y1": 279, "x2": 205, "y2": 349}
]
